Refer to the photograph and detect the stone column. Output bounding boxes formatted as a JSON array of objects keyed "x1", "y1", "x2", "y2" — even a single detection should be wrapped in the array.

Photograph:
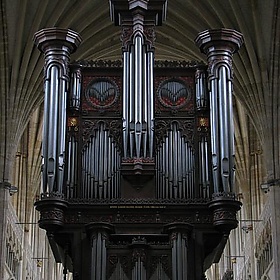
[
  {"x1": 86, "y1": 222, "x2": 114, "y2": 280},
  {"x1": 0, "y1": 182, "x2": 9, "y2": 280},
  {"x1": 33, "y1": 28, "x2": 81, "y2": 196},
  {"x1": 164, "y1": 223, "x2": 192, "y2": 280},
  {"x1": 268, "y1": 181, "x2": 280, "y2": 279}
]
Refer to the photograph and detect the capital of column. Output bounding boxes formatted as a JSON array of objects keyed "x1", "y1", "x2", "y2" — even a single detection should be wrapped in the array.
[
  {"x1": 33, "y1": 27, "x2": 82, "y2": 54},
  {"x1": 195, "y1": 28, "x2": 244, "y2": 56},
  {"x1": 163, "y1": 222, "x2": 193, "y2": 237},
  {"x1": 85, "y1": 222, "x2": 115, "y2": 239}
]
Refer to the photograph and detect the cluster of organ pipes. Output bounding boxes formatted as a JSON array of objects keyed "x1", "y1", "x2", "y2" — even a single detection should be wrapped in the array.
[
  {"x1": 209, "y1": 65, "x2": 235, "y2": 193},
  {"x1": 156, "y1": 122, "x2": 196, "y2": 199},
  {"x1": 122, "y1": 31, "x2": 154, "y2": 159},
  {"x1": 131, "y1": 258, "x2": 146, "y2": 280},
  {"x1": 32, "y1": 28, "x2": 82, "y2": 196},
  {"x1": 89, "y1": 231, "x2": 107, "y2": 280},
  {"x1": 79, "y1": 122, "x2": 121, "y2": 199},
  {"x1": 171, "y1": 232, "x2": 188, "y2": 280}
]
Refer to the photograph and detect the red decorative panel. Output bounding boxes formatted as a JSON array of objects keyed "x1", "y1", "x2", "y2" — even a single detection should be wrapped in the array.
[
  {"x1": 155, "y1": 76, "x2": 195, "y2": 114},
  {"x1": 81, "y1": 75, "x2": 122, "y2": 114}
]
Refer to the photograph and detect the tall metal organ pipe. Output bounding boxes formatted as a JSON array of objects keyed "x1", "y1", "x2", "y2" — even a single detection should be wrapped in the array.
[
  {"x1": 195, "y1": 29, "x2": 244, "y2": 194},
  {"x1": 69, "y1": 66, "x2": 82, "y2": 110},
  {"x1": 33, "y1": 28, "x2": 82, "y2": 195},
  {"x1": 195, "y1": 67, "x2": 210, "y2": 198},
  {"x1": 195, "y1": 68, "x2": 208, "y2": 110}
]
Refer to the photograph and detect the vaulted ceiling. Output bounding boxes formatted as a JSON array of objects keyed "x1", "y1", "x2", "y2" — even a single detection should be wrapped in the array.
[{"x1": 1, "y1": 0, "x2": 279, "y2": 183}]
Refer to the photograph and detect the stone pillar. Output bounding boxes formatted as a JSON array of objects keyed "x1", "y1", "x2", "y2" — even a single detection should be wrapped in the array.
[
  {"x1": 0, "y1": 183, "x2": 9, "y2": 280},
  {"x1": 86, "y1": 222, "x2": 114, "y2": 280},
  {"x1": 33, "y1": 28, "x2": 81, "y2": 196},
  {"x1": 269, "y1": 182, "x2": 280, "y2": 279},
  {"x1": 164, "y1": 223, "x2": 192, "y2": 280},
  {"x1": 195, "y1": 29, "x2": 243, "y2": 195}
]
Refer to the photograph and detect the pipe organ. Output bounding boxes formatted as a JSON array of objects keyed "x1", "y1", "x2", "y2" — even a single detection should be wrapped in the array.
[
  {"x1": 33, "y1": 1, "x2": 244, "y2": 279},
  {"x1": 64, "y1": 61, "x2": 212, "y2": 201}
]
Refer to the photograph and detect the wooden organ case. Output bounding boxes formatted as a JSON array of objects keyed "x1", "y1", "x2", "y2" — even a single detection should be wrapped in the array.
[{"x1": 33, "y1": 1, "x2": 244, "y2": 279}]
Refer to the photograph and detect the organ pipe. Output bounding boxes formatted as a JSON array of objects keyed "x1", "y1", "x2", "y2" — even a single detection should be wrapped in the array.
[
  {"x1": 147, "y1": 52, "x2": 154, "y2": 158},
  {"x1": 123, "y1": 51, "x2": 129, "y2": 158},
  {"x1": 195, "y1": 68, "x2": 208, "y2": 110},
  {"x1": 33, "y1": 28, "x2": 81, "y2": 194},
  {"x1": 67, "y1": 136, "x2": 78, "y2": 198},
  {"x1": 69, "y1": 67, "x2": 82, "y2": 110}
]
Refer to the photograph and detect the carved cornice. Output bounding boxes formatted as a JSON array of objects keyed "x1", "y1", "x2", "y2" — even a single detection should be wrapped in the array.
[
  {"x1": 63, "y1": 210, "x2": 213, "y2": 225},
  {"x1": 66, "y1": 197, "x2": 211, "y2": 205},
  {"x1": 121, "y1": 26, "x2": 134, "y2": 50},
  {"x1": 154, "y1": 119, "x2": 195, "y2": 147},
  {"x1": 82, "y1": 119, "x2": 122, "y2": 148},
  {"x1": 72, "y1": 59, "x2": 123, "y2": 68},
  {"x1": 71, "y1": 59, "x2": 206, "y2": 69},
  {"x1": 212, "y1": 192, "x2": 236, "y2": 200},
  {"x1": 33, "y1": 27, "x2": 82, "y2": 54},
  {"x1": 154, "y1": 60, "x2": 205, "y2": 68},
  {"x1": 195, "y1": 28, "x2": 244, "y2": 55}
]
